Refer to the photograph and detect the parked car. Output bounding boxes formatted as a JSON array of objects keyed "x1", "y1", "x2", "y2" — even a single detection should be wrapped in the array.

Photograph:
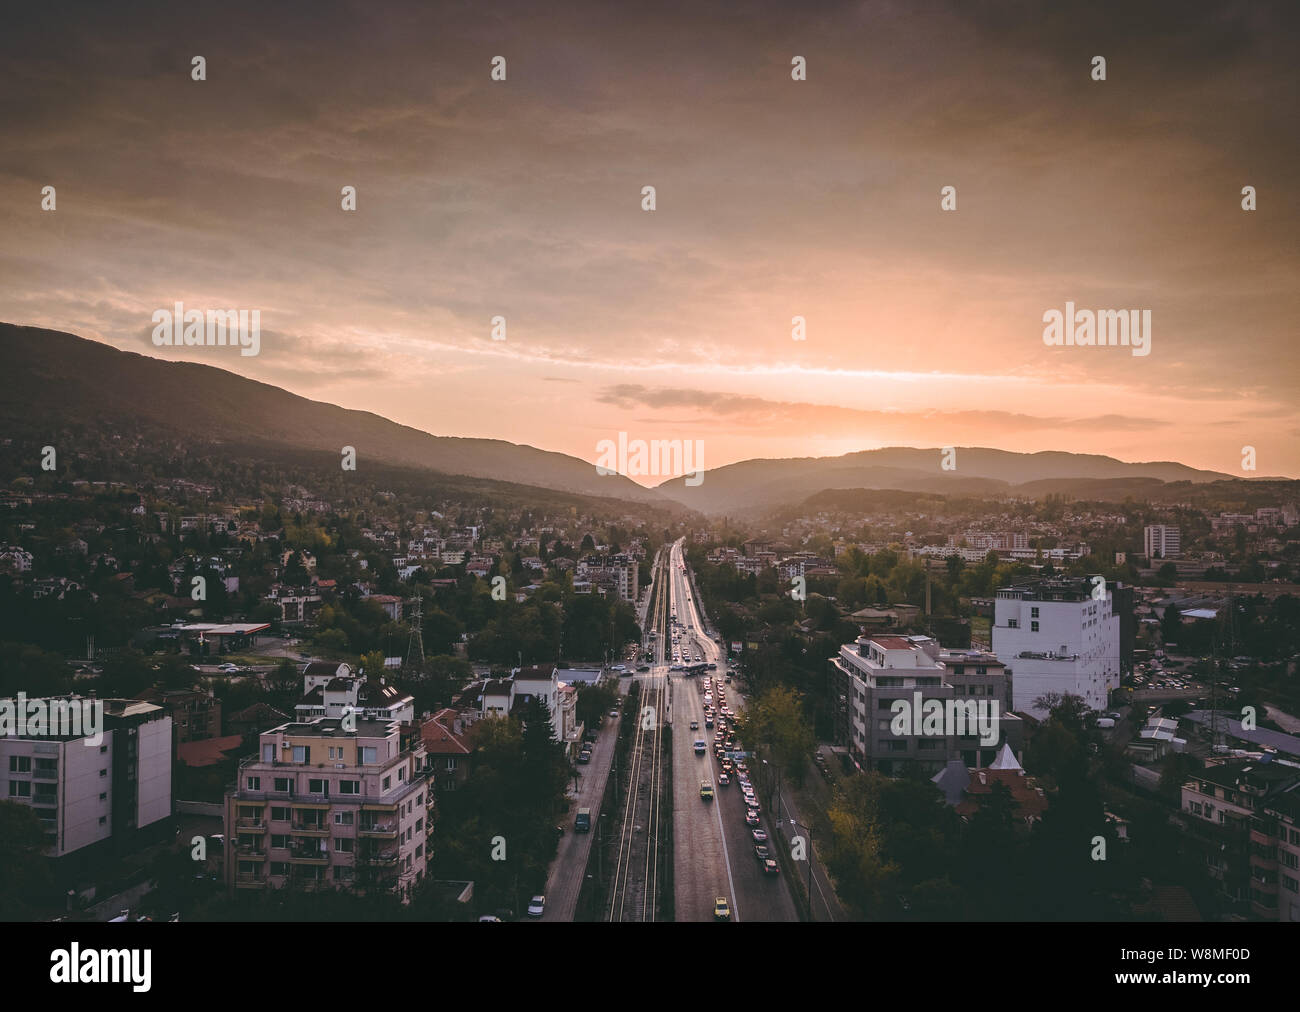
[{"x1": 527, "y1": 895, "x2": 546, "y2": 917}]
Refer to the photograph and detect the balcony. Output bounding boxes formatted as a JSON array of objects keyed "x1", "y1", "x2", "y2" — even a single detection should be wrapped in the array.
[
  {"x1": 290, "y1": 821, "x2": 329, "y2": 836},
  {"x1": 358, "y1": 822, "x2": 397, "y2": 838},
  {"x1": 33, "y1": 768, "x2": 59, "y2": 781},
  {"x1": 288, "y1": 846, "x2": 330, "y2": 864},
  {"x1": 235, "y1": 873, "x2": 264, "y2": 888},
  {"x1": 31, "y1": 794, "x2": 58, "y2": 807},
  {"x1": 235, "y1": 819, "x2": 266, "y2": 832}
]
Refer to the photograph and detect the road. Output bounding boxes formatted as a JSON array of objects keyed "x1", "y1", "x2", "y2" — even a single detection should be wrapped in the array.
[
  {"x1": 668, "y1": 539, "x2": 800, "y2": 923},
  {"x1": 538, "y1": 705, "x2": 622, "y2": 921}
]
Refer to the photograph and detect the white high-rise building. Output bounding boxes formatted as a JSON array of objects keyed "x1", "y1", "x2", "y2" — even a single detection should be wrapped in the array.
[
  {"x1": 993, "y1": 578, "x2": 1120, "y2": 717},
  {"x1": 1144, "y1": 524, "x2": 1182, "y2": 559}
]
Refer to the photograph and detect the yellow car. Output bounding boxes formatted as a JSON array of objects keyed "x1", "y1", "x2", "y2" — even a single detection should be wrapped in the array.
[
  {"x1": 714, "y1": 897, "x2": 731, "y2": 921},
  {"x1": 699, "y1": 780, "x2": 714, "y2": 801}
]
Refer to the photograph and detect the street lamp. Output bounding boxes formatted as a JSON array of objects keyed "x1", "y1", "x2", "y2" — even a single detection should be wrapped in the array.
[{"x1": 778, "y1": 814, "x2": 816, "y2": 922}]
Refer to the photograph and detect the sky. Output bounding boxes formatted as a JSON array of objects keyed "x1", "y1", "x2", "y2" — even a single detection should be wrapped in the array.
[{"x1": 1, "y1": 0, "x2": 1297, "y2": 483}]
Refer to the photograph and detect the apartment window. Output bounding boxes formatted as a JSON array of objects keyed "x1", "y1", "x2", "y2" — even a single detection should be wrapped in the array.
[
  {"x1": 292, "y1": 745, "x2": 310, "y2": 764},
  {"x1": 262, "y1": 744, "x2": 275, "y2": 762},
  {"x1": 951, "y1": 666, "x2": 965, "y2": 676},
  {"x1": 917, "y1": 740, "x2": 940, "y2": 751},
  {"x1": 334, "y1": 837, "x2": 354, "y2": 853},
  {"x1": 98, "y1": 816, "x2": 107, "y2": 826},
  {"x1": 99, "y1": 769, "x2": 107, "y2": 778},
  {"x1": 8, "y1": 756, "x2": 31, "y2": 773},
  {"x1": 416, "y1": 793, "x2": 423, "y2": 806},
  {"x1": 271, "y1": 806, "x2": 291, "y2": 822},
  {"x1": 100, "y1": 745, "x2": 108, "y2": 754},
  {"x1": 1283, "y1": 875, "x2": 1299, "y2": 893},
  {"x1": 415, "y1": 817, "x2": 423, "y2": 832},
  {"x1": 8, "y1": 782, "x2": 31, "y2": 797},
  {"x1": 334, "y1": 811, "x2": 354, "y2": 826},
  {"x1": 246, "y1": 777, "x2": 261, "y2": 791},
  {"x1": 274, "y1": 777, "x2": 293, "y2": 794},
  {"x1": 1031, "y1": 607, "x2": 1039, "y2": 618},
  {"x1": 99, "y1": 792, "x2": 107, "y2": 801},
  {"x1": 308, "y1": 779, "x2": 329, "y2": 796},
  {"x1": 976, "y1": 666, "x2": 987, "y2": 675},
  {"x1": 1031, "y1": 621, "x2": 1040, "y2": 632},
  {"x1": 361, "y1": 747, "x2": 378, "y2": 764},
  {"x1": 877, "y1": 699, "x2": 896, "y2": 711},
  {"x1": 1008, "y1": 619, "x2": 1018, "y2": 628},
  {"x1": 442, "y1": 779, "x2": 456, "y2": 792},
  {"x1": 1189, "y1": 802, "x2": 1203, "y2": 816},
  {"x1": 880, "y1": 740, "x2": 907, "y2": 753},
  {"x1": 445, "y1": 758, "x2": 457, "y2": 771},
  {"x1": 1282, "y1": 850, "x2": 1299, "y2": 871},
  {"x1": 271, "y1": 862, "x2": 291, "y2": 877},
  {"x1": 334, "y1": 866, "x2": 353, "y2": 881},
  {"x1": 383, "y1": 775, "x2": 392, "y2": 791},
  {"x1": 415, "y1": 844, "x2": 423, "y2": 858},
  {"x1": 1290, "y1": 829, "x2": 1300, "y2": 847}
]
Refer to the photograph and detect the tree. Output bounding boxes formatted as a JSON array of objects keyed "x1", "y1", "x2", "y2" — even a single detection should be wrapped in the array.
[{"x1": 0, "y1": 801, "x2": 53, "y2": 919}]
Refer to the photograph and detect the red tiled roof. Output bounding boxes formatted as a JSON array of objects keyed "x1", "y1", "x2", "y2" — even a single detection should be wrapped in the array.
[{"x1": 177, "y1": 734, "x2": 246, "y2": 768}]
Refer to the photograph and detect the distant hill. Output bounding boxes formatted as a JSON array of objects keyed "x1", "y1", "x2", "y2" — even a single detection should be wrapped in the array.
[
  {"x1": 652, "y1": 446, "x2": 1236, "y2": 515},
  {"x1": 0, "y1": 323, "x2": 672, "y2": 508}
]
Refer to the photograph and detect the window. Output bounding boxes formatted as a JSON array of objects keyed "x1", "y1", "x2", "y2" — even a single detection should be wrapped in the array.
[
  {"x1": 100, "y1": 745, "x2": 108, "y2": 754},
  {"x1": 8, "y1": 756, "x2": 31, "y2": 773},
  {"x1": 334, "y1": 837, "x2": 354, "y2": 853},
  {"x1": 271, "y1": 806, "x2": 291, "y2": 822},
  {"x1": 1008, "y1": 619, "x2": 1018, "y2": 629},
  {"x1": 442, "y1": 779, "x2": 456, "y2": 792},
  {"x1": 334, "y1": 811, "x2": 354, "y2": 826},
  {"x1": 271, "y1": 862, "x2": 291, "y2": 876},
  {"x1": 262, "y1": 744, "x2": 275, "y2": 762},
  {"x1": 951, "y1": 666, "x2": 965, "y2": 676},
  {"x1": 1282, "y1": 850, "x2": 1299, "y2": 871},
  {"x1": 975, "y1": 666, "x2": 987, "y2": 675},
  {"x1": 1031, "y1": 607, "x2": 1039, "y2": 618},
  {"x1": 274, "y1": 777, "x2": 293, "y2": 794},
  {"x1": 99, "y1": 792, "x2": 107, "y2": 801},
  {"x1": 383, "y1": 775, "x2": 392, "y2": 791},
  {"x1": 361, "y1": 747, "x2": 378, "y2": 764},
  {"x1": 98, "y1": 816, "x2": 107, "y2": 826},
  {"x1": 445, "y1": 758, "x2": 457, "y2": 771},
  {"x1": 1283, "y1": 875, "x2": 1299, "y2": 893},
  {"x1": 292, "y1": 745, "x2": 310, "y2": 764},
  {"x1": 308, "y1": 779, "x2": 329, "y2": 796},
  {"x1": 246, "y1": 777, "x2": 261, "y2": 791},
  {"x1": 1031, "y1": 621, "x2": 1039, "y2": 632},
  {"x1": 99, "y1": 769, "x2": 107, "y2": 778},
  {"x1": 8, "y1": 781, "x2": 31, "y2": 797},
  {"x1": 415, "y1": 818, "x2": 423, "y2": 832},
  {"x1": 339, "y1": 780, "x2": 360, "y2": 795},
  {"x1": 415, "y1": 843, "x2": 423, "y2": 858}
]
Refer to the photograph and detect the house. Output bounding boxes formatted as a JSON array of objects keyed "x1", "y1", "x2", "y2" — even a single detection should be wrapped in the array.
[{"x1": 420, "y1": 708, "x2": 475, "y2": 793}]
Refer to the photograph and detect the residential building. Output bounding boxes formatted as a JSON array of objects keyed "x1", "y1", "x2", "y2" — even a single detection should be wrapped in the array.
[
  {"x1": 992, "y1": 577, "x2": 1121, "y2": 717},
  {"x1": 1, "y1": 697, "x2": 173, "y2": 862},
  {"x1": 830, "y1": 634, "x2": 1022, "y2": 775},
  {"x1": 224, "y1": 715, "x2": 432, "y2": 901},
  {"x1": 1145, "y1": 524, "x2": 1182, "y2": 559}
]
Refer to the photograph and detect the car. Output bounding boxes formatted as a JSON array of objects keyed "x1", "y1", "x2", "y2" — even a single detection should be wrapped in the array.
[
  {"x1": 714, "y1": 897, "x2": 731, "y2": 921},
  {"x1": 700, "y1": 780, "x2": 714, "y2": 801},
  {"x1": 744, "y1": 810, "x2": 761, "y2": 827},
  {"x1": 610, "y1": 710, "x2": 619, "y2": 718},
  {"x1": 637, "y1": 665, "x2": 650, "y2": 673},
  {"x1": 526, "y1": 895, "x2": 546, "y2": 917},
  {"x1": 762, "y1": 859, "x2": 780, "y2": 876},
  {"x1": 754, "y1": 844, "x2": 770, "y2": 861},
  {"x1": 694, "y1": 740, "x2": 707, "y2": 755},
  {"x1": 717, "y1": 772, "x2": 730, "y2": 786},
  {"x1": 751, "y1": 829, "x2": 768, "y2": 843},
  {"x1": 577, "y1": 752, "x2": 590, "y2": 764},
  {"x1": 478, "y1": 915, "x2": 504, "y2": 922},
  {"x1": 705, "y1": 716, "x2": 714, "y2": 728},
  {"x1": 690, "y1": 720, "x2": 699, "y2": 730}
]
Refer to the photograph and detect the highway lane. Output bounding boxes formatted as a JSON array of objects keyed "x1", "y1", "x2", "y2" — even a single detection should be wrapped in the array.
[{"x1": 669, "y1": 539, "x2": 800, "y2": 923}]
